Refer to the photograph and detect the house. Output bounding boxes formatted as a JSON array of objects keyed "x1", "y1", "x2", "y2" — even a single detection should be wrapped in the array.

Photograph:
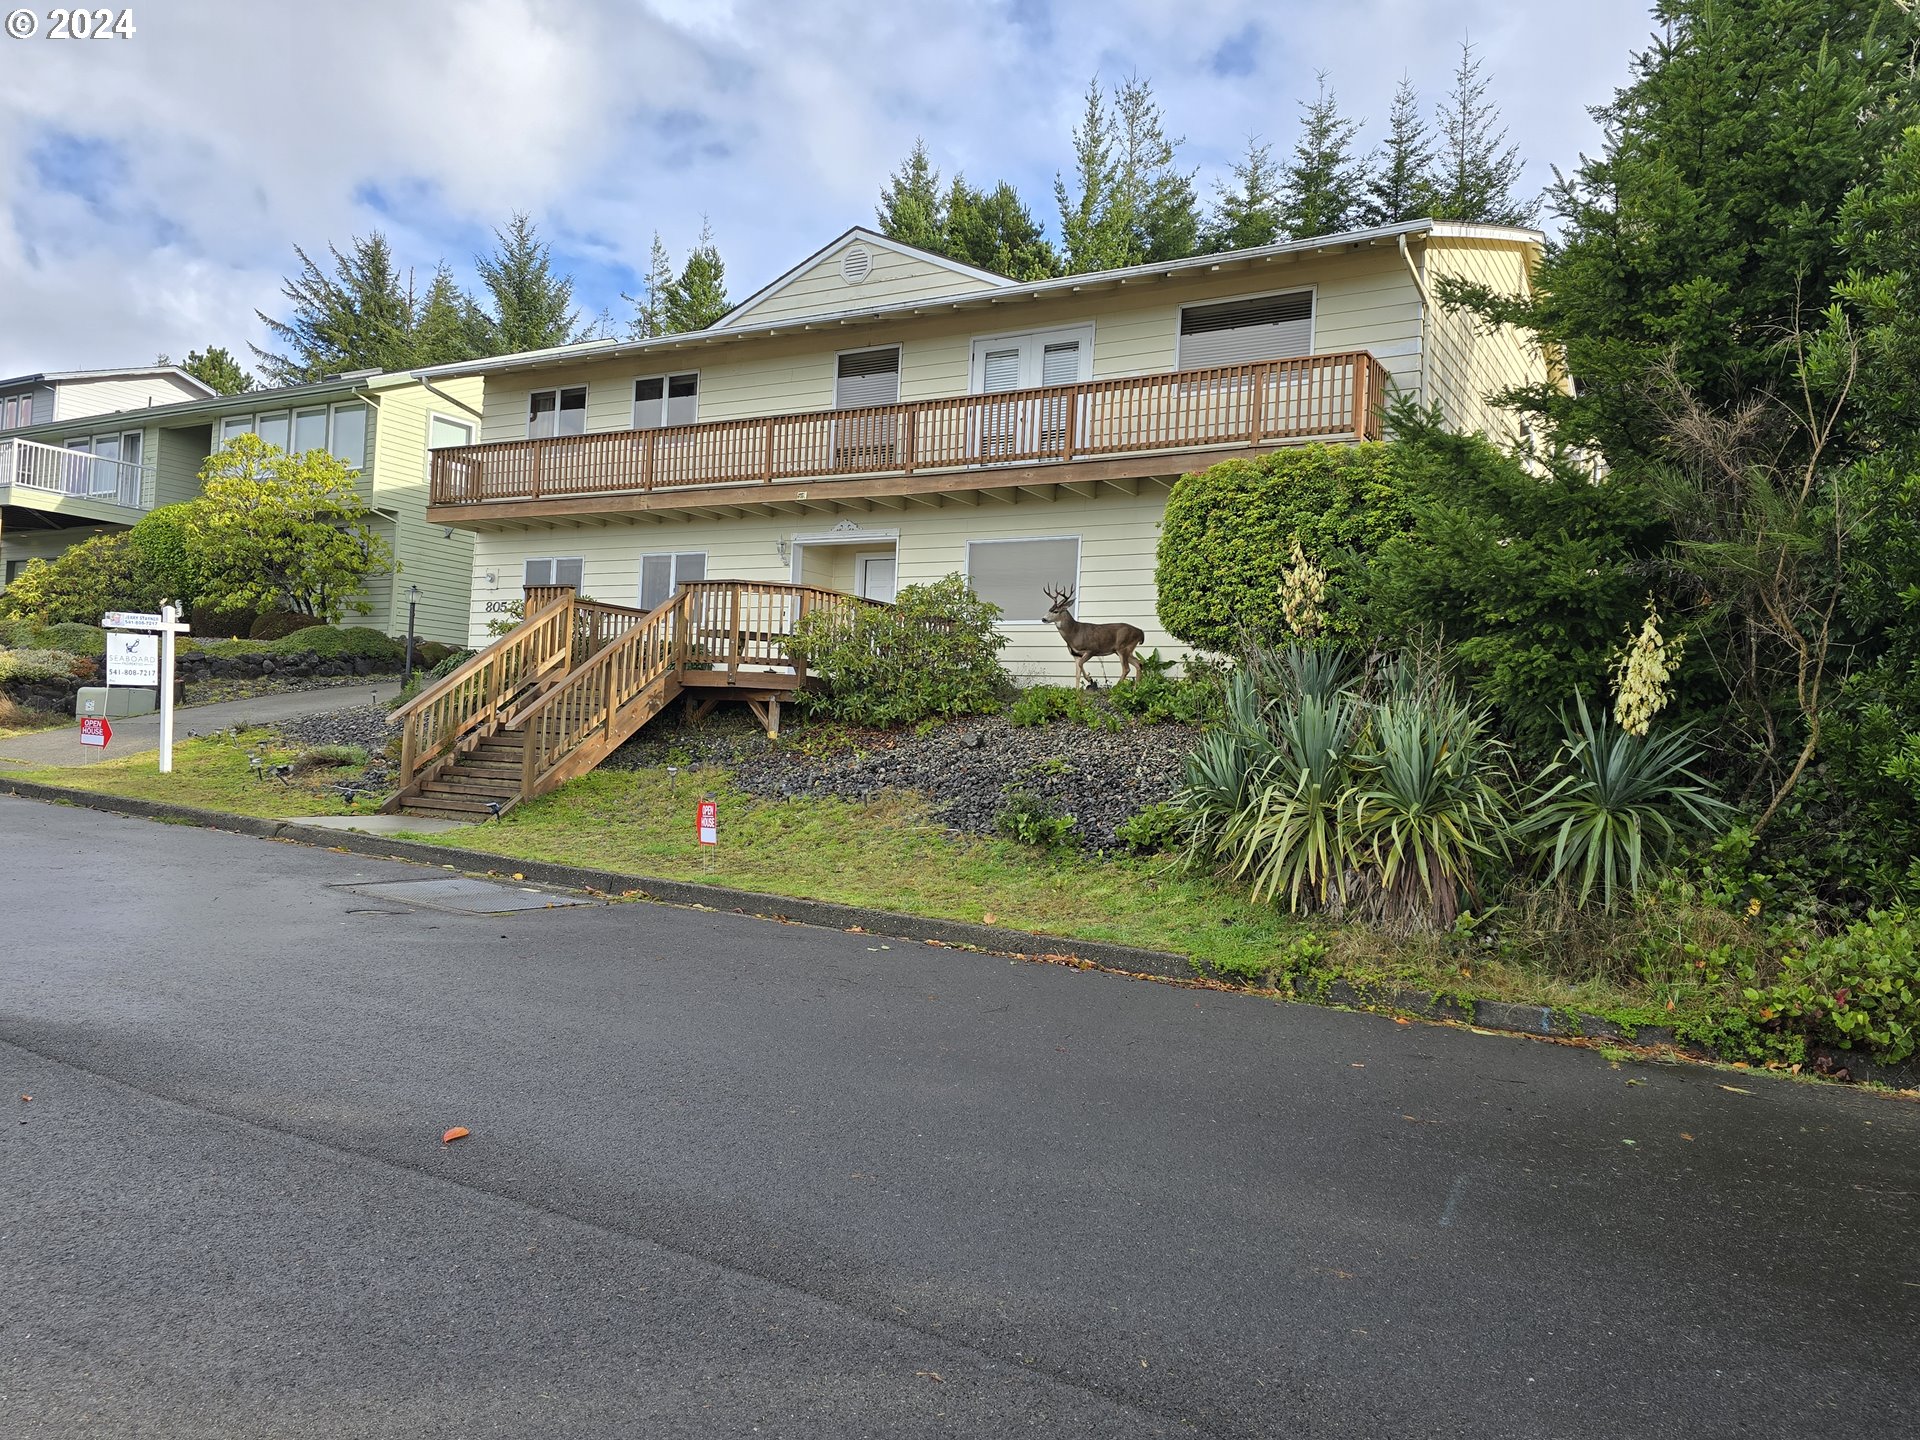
[
  {"x1": 0, "y1": 364, "x2": 216, "y2": 436},
  {"x1": 415, "y1": 219, "x2": 1554, "y2": 682},
  {"x1": 0, "y1": 369, "x2": 484, "y2": 643}
]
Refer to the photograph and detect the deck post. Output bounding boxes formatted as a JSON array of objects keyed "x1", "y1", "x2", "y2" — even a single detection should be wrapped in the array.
[
  {"x1": 762, "y1": 418, "x2": 775, "y2": 482},
  {"x1": 642, "y1": 430, "x2": 656, "y2": 491},
  {"x1": 399, "y1": 718, "x2": 418, "y2": 790},
  {"x1": 1248, "y1": 363, "x2": 1269, "y2": 445},
  {"x1": 1059, "y1": 392, "x2": 1077, "y2": 462},
  {"x1": 902, "y1": 410, "x2": 917, "y2": 474},
  {"x1": 727, "y1": 583, "x2": 742, "y2": 683}
]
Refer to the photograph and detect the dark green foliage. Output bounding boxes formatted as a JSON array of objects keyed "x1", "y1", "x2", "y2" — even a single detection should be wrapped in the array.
[
  {"x1": 38, "y1": 622, "x2": 106, "y2": 657},
  {"x1": 126, "y1": 506, "x2": 205, "y2": 612},
  {"x1": 253, "y1": 233, "x2": 421, "y2": 384},
  {"x1": 1757, "y1": 908, "x2": 1920, "y2": 1061},
  {"x1": 248, "y1": 611, "x2": 327, "y2": 641},
  {"x1": 943, "y1": 178, "x2": 1061, "y2": 281},
  {"x1": 876, "y1": 138, "x2": 946, "y2": 253},
  {"x1": 1204, "y1": 136, "x2": 1283, "y2": 251},
  {"x1": 0, "y1": 534, "x2": 156, "y2": 624},
  {"x1": 1055, "y1": 74, "x2": 1199, "y2": 272},
  {"x1": 414, "y1": 641, "x2": 461, "y2": 671},
  {"x1": 1365, "y1": 410, "x2": 1667, "y2": 751},
  {"x1": 267, "y1": 626, "x2": 404, "y2": 665},
  {"x1": 661, "y1": 219, "x2": 731, "y2": 333},
  {"x1": 159, "y1": 345, "x2": 254, "y2": 395},
  {"x1": 789, "y1": 575, "x2": 1009, "y2": 728},
  {"x1": 1105, "y1": 662, "x2": 1224, "y2": 727},
  {"x1": 996, "y1": 787, "x2": 1077, "y2": 849},
  {"x1": 1427, "y1": 40, "x2": 1534, "y2": 226},
  {"x1": 188, "y1": 601, "x2": 261, "y2": 641},
  {"x1": 1007, "y1": 685, "x2": 1098, "y2": 728},
  {"x1": 1155, "y1": 442, "x2": 1412, "y2": 653},
  {"x1": 1278, "y1": 74, "x2": 1366, "y2": 240},
  {"x1": 1115, "y1": 801, "x2": 1190, "y2": 855},
  {"x1": 1363, "y1": 75, "x2": 1435, "y2": 226},
  {"x1": 475, "y1": 213, "x2": 587, "y2": 353}
]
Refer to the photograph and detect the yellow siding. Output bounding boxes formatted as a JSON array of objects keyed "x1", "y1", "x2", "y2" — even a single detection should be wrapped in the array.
[
  {"x1": 55, "y1": 374, "x2": 207, "y2": 422},
  {"x1": 723, "y1": 241, "x2": 999, "y2": 328},
  {"x1": 1421, "y1": 237, "x2": 1547, "y2": 443},
  {"x1": 464, "y1": 487, "x2": 1187, "y2": 685},
  {"x1": 367, "y1": 375, "x2": 483, "y2": 644},
  {"x1": 477, "y1": 248, "x2": 1435, "y2": 443}
]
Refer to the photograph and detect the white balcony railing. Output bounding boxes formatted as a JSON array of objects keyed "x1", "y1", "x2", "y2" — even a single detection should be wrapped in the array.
[{"x1": 0, "y1": 436, "x2": 146, "y2": 509}]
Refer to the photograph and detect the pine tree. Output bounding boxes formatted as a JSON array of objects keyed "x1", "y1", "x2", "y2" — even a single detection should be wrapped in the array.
[
  {"x1": 1278, "y1": 74, "x2": 1365, "y2": 239},
  {"x1": 159, "y1": 345, "x2": 254, "y2": 394},
  {"x1": 1054, "y1": 74, "x2": 1198, "y2": 272},
  {"x1": 944, "y1": 177, "x2": 1061, "y2": 280},
  {"x1": 475, "y1": 213, "x2": 586, "y2": 353},
  {"x1": 877, "y1": 139, "x2": 947, "y2": 253},
  {"x1": 1205, "y1": 136, "x2": 1284, "y2": 251},
  {"x1": 414, "y1": 264, "x2": 487, "y2": 367},
  {"x1": 1429, "y1": 40, "x2": 1534, "y2": 226},
  {"x1": 1364, "y1": 75, "x2": 1436, "y2": 226},
  {"x1": 661, "y1": 220, "x2": 731, "y2": 333},
  {"x1": 253, "y1": 233, "x2": 419, "y2": 384},
  {"x1": 625, "y1": 233, "x2": 677, "y2": 339}
]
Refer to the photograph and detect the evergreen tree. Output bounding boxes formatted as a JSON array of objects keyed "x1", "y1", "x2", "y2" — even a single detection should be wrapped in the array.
[
  {"x1": 1204, "y1": 136, "x2": 1284, "y2": 251},
  {"x1": 661, "y1": 220, "x2": 731, "y2": 333},
  {"x1": 1429, "y1": 40, "x2": 1534, "y2": 226},
  {"x1": 1054, "y1": 74, "x2": 1198, "y2": 271},
  {"x1": 625, "y1": 233, "x2": 677, "y2": 339},
  {"x1": 1443, "y1": 0, "x2": 1919, "y2": 471},
  {"x1": 414, "y1": 264, "x2": 488, "y2": 367},
  {"x1": 1278, "y1": 75, "x2": 1366, "y2": 239},
  {"x1": 475, "y1": 213, "x2": 587, "y2": 353},
  {"x1": 160, "y1": 345, "x2": 254, "y2": 395},
  {"x1": 254, "y1": 233, "x2": 418, "y2": 384},
  {"x1": 1364, "y1": 75, "x2": 1436, "y2": 226},
  {"x1": 944, "y1": 177, "x2": 1061, "y2": 280},
  {"x1": 877, "y1": 139, "x2": 947, "y2": 253}
]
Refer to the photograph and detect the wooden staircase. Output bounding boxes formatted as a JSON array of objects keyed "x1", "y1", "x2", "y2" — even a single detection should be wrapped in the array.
[{"x1": 384, "y1": 580, "x2": 867, "y2": 820}]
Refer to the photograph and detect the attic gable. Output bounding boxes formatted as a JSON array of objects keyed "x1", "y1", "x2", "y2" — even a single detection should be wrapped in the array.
[{"x1": 717, "y1": 227, "x2": 1011, "y2": 329}]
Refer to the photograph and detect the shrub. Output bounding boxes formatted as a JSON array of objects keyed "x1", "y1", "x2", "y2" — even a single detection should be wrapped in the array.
[
  {"x1": 1115, "y1": 801, "x2": 1189, "y2": 855},
  {"x1": 1522, "y1": 695, "x2": 1730, "y2": 911},
  {"x1": 790, "y1": 574, "x2": 1008, "y2": 729},
  {"x1": 0, "y1": 647, "x2": 88, "y2": 683},
  {"x1": 35, "y1": 622, "x2": 106, "y2": 657},
  {"x1": 995, "y1": 787, "x2": 1076, "y2": 849},
  {"x1": 1155, "y1": 442, "x2": 1412, "y2": 653},
  {"x1": 1758, "y1": 909, "x2": 1919, "y2": 1062},
  {"x1": 1106, "y1": 671, "x2": 1222, "y2": 727},
  {"x1": 126, "y1": 504, "x2": 206, "y2": 611},
  {"x1": 0, "y1": 533, "x2": 156, "y2": 623},
  {"x1": 249, "y1": 611, "x2": 327, "y2": 641},
  {"x1": 427, "y1": 647, "x2": 474, "y2": 680},
  {"x1": 189, "y1": 601, "x2": 261, "y2": 640},
  {"x1": 291, "y1": 744, "x2": 370, "y2": 774},
  {"x1": 414, "y1": 640, "x2": 459, "y2": 671},
  {"x1": 267, "y1": 625, "x2": 404, "y2": 666},
  {"x1": 1008, "y1": 685, "x2": 1098, "y2": 727}
]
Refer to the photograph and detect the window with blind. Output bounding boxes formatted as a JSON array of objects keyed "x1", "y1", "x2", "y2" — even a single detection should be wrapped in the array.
[
  {"x1": 528, "y1": 386, "x2": 587, "y2": 438},
  {"x1": 965, "y1": 537, "x2": 1080, "y2": 624},
  {"x1": 835, "y1": 348, "x2": 900, "y2": 409},
  {"x1": 523, "y1": 557, "x2": 584, "y2": 590},
  {"x1": 639, "y1": 551, "x2": 705, "y2": 610},
  {"x1": 1176, "y1": 291, "x2": 1314, "y2": 369},
  {"x1": 633, "y1": 373, "x2": 698, "y2": 430}
]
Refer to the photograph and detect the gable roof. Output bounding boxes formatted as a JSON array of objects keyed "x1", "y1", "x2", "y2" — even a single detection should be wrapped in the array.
[
  {"x1": 714, "y1": 226, "x2": 1013, "y2": 328},
  {"x1": 412, "y1": 218, "x2": 1546, "y2": 381},
  {"x1": 6, "y1": 368, "x2": 406, "y2": 441},
  {"x1": 0, "y1": 364, "x2": 216, "y2": 398}
]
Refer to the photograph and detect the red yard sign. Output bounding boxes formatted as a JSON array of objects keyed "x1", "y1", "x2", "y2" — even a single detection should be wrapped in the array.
[
  {"x1": 696, "y1": 799, "x2": 718, "y2": 846},
  {"x1": 79, "y1": 716, "x2": 112, "y2": 748}
]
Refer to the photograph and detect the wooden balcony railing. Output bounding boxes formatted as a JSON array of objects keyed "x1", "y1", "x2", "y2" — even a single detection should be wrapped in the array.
[{"x1": 429, "y1": 350, "x2": 1388, "y2": 507}]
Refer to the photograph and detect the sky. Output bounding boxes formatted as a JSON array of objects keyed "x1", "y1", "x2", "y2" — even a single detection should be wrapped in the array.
[{"x1": 0, "y1": 0, "x2": 1657, "y2": 380}]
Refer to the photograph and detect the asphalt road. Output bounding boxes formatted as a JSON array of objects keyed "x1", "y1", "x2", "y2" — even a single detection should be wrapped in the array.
[{"x1": 2, "y1": 797, "x2": 1915, "y2": 1438}]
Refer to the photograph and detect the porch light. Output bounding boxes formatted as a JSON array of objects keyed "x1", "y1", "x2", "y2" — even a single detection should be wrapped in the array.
[{"x1": 776, "y1": 539, "x2": 790, "y2": 563}]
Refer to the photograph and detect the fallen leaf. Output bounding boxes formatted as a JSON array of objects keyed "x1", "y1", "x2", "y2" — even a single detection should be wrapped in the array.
[
  {"x1": 915, "y1": 1371, "x2": 944, "y2": 1383},
  {"x1": 1622, "y1": 1139, "x2": 1637, "y2": 1145},
  {"x1": 1679, "y1": 1132, "x2": 1694, "y2": 1141},
  {"x1": 19, "y1": 1095, "x2": 28, "y2": 1103},
  {"x1": 1718, "y1": 1084, "x2": 1752, "y2": 1095},
  {"x1": 511, "y1": 872, "x2": 524, "y2": 881},
  {"x1": 1626, "y1": 1078, "x2": 1645, "y2": 1087},
  {"x1": 442, "y1": 1127, "x2": 470, "y2": 1144},
  {"x1": 982, "y1": 912, "x2": 998, "y2": 925},
  {"x1": 1393, "y1": 1017, "x2": 1410, "y2": 1026}
]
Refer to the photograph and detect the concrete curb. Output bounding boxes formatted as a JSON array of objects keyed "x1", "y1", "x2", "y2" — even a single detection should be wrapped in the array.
[{"x1": 6, "y1": 778, "x2": 1915, "y2": 1089}]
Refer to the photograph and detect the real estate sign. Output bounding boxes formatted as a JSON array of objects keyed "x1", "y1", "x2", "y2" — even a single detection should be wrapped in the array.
[{"x1": 105, "y1": 631, "x2": 160, "y2": 686}]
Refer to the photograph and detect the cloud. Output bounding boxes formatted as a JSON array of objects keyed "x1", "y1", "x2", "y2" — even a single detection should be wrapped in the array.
[{"x1": 0, "y1": 0, "x2": 1655, "y2": 377}]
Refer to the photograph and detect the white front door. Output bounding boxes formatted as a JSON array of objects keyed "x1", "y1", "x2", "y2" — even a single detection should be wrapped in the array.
[
  {"x1": 855, "y1": 552, "x2": 897, "y2": 603},
  {"x1": 968, "y1": 326, "x2": 1093, "y2": 460}
]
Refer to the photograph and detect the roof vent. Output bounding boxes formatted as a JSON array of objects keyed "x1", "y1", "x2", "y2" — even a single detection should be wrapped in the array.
[{"x1": 840, "y1": 244, "x2": 874, "y2": 284}]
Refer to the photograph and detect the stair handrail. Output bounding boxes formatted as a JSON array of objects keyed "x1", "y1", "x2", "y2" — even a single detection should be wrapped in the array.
[
  {"x1": 389, "y1": 588, "x2": 578, "y2": 793},
  {"x1": 513, "y1": 590, "x2": 689, "y2": 796}
]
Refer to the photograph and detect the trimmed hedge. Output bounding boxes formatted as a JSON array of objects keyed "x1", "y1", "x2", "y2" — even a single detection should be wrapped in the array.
[
  {"x1": 1154, "y1": 442, "x2": 1412, "y2": 652},
  {"x1": 265, "y1": 625, "x2": 404, "y2": 665},
  {"x1": 249, "y1": 611, "x2": 328, "y2": 641}
]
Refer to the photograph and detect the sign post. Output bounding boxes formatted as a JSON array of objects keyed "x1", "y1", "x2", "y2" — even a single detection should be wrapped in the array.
[{"x1": 101, "y1": 605, "x2": 191, "y2": 774}]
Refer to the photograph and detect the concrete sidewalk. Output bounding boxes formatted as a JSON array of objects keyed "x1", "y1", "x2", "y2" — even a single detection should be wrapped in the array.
[{"x1": 0, "y1": 682, "x2": 402, "y2": 767}]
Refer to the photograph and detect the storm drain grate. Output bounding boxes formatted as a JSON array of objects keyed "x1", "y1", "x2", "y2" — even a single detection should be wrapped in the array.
[{"x1": 333, "y1": 876, "x2": 595, "y2": 915}]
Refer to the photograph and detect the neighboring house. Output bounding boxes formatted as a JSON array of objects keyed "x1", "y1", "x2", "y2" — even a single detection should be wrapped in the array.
[
  {"x1": 416, "y1": 219, "x2": 1554, "y2": 682},
  {"x1": 0, "y1": 365, "x2": 215, "y2": 436},
  {"x1": 0, "y1": 369, "x2": 483, "y2": 642}
]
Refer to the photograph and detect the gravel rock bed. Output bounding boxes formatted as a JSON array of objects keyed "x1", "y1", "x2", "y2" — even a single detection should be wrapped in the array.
[
  {"x1": 276, "y1": 704, "x2": 395, "y2": 755},
  {"x1": 608, "y1": 711, "x2": 1199, "y2": 851}
]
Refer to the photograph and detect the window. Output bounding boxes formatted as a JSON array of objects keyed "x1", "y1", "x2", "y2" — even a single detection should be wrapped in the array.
[
  {"x1": 2, "y1": 396, "x2": 17, "y2": 429},
  {"x1": 256, "y1": 412, "x2": 290, "y2": 452},
  {"x1": 1176, "y1": 290, "x2": 1313, "y2": 369},
  {"x1": 965, "y1": 537, "x2": 1080, "y2": 624},
  {"x1": 523, "y1": 557, "x2": 585, "y2": 590},
  {"x1": 835, "y1": 348, "x2": 900, "y2": 409},
  {"x1": 292, "y1": 408, "x2": 329, "y2": 453},
  {"x1": 4, "y1": 559, "x2": 23, "y2": 585},
  {"x1": 328, "y1": 404, "x2": 367, "y2": 468},
  {"x1": 633, "y1": 373, "x2": 697, "y2": 430},
  {"x1": 220, "y1": 415, "x2": 253, "y2": 445},
  {"x1": 529, "y1": 386, "x2": 587, "y2": 438},
  {"x1": 427, "y1": 415, "x2": 474, "y2": 450},
  {"x1": 639, "y1": 551, "x2": 705, "y2": 610}
]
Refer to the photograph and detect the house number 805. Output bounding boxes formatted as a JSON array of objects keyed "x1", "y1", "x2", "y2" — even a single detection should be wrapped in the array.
[{"x1": 47, "y1": 8, "x2": 137, "y2": 38}]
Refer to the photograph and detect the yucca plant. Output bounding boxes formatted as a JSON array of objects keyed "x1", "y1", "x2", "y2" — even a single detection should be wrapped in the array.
[
  {"x1": 1522, "y1": 693, "x2": 1731, "y2": 911},
  {"x1": 1179, "y1": 671, "x2": 1281, "y2": 860},
  {"x1": 1346, "y1": 686, "x2": 1509, "y2": 932},
  {"x1": 1225, "y1": 687, "x2": 1364, "y2": 911}
]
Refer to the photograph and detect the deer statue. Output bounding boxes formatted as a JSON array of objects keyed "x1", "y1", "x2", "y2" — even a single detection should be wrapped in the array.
[{"x1": 1043, "y1": 585, "x2": 1146, "y2": 690}]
